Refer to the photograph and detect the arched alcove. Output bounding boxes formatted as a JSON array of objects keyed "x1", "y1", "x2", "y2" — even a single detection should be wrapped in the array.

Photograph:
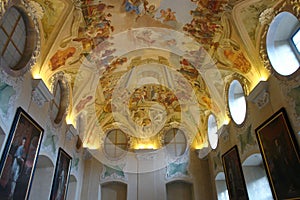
[
  {"x1": 166, "y1": 180, "x2": 194, "y2": 200},
  {"x1": 215, "y1": 172, "x2": 229, "y2": 200},
  {"x1": 29, "y1": 155, "x2": 54, "y2": 200},
  {"x1": 66, "y1": 175, "x2": 77, "y2": 200},
  {"x1": 242, "y1": 153, "x2": 272, "y2": 200},
  {"x1": 101, "y1": 181, "x2": 127, "y2": 200}
]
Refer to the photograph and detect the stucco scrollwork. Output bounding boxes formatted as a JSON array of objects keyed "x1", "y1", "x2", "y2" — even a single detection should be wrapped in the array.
[
  {"x1": 259, "y1": 8, "x2": 275, "y2": 25},
  {"x1": 20, "y1": 0, "x2": 41, "y2": 74},
  {"x1": 27, "y1": 0, "x2": 44, "y2": 19}
]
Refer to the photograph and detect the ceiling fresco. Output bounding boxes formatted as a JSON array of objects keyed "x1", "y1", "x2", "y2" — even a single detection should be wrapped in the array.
[
  {"x1": 33, "y1": 0, "x2": 66, "y2": 39},
  {"x1": 31, "y1": 0, "x2": 269, "y2": 153}
]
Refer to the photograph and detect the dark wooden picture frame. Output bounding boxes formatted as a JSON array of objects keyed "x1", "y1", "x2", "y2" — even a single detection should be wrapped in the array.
[
  {"x1": 255, "y1": 107, "x2": 300, "y2": 199},
  {"x1": 49, "y1": 148, "x2": 72, "y2": 200},
  {"x1": 222, "y1": 145, "x2": 249, "y2": 200},
  {"x1": 0, "y1": 107, "x2": 44, "y2": 199}
]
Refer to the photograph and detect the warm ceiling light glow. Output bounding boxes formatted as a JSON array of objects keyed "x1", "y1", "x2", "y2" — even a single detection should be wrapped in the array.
[
  {"x1": 66, "y1": 114, "x2": 74, "y2": 125},
  {"x1": 135, "y1": 143, "x2": 156, "y2": 149},
  {"x1": 32, "y1": 72, "x2": 42, "y2": 79},
  {"x1": 83, "y1": 143, "x2": 99, "y2": 150},
  {"x1": 222, "y1": 117, "x2": 230, "y2": 125},
  {"x1": 194, "y1": 144, "x2": 203, "y2": 150},
  {"x1": 260, "y1": 74, "x2": 270, "y2": 81}
]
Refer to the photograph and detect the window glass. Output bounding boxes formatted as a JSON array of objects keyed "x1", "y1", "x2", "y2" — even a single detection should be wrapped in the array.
[
  {"x1": 104, "y1": 129, "x2": 128, "y2": 159},
  {"x1": 0, "y1": 7, "x2": 26, "y2": 69},
  {"x1": 164, "y1": 129, "x2": 187, "y2": 157},
  {"x1": 266, "y1": 12, "x2": 299, "y2": 76},
  {"x1": 292, "y1": 28, "x2": 300, "y2": 53},
  {"x1": 208, "y1": 114, "x2": 218, "y2": 149},
  {"x1": 228, "y1": 80, "x2": 246, "y2": 125}
]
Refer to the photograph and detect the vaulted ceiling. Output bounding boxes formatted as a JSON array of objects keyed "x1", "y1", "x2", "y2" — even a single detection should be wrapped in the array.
[{"x1": 31, "y1": 0, "x2": 272, "y2": 152}]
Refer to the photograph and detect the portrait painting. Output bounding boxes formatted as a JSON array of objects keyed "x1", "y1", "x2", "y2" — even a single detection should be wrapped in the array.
[
  {"x1": 0, "y1": 107, "x2": 44, "y2": 200},
  {"x1": 255, "y1": 107, "x2": 300, "y2": 199},
  {"x1": 50, "y1": 148, "x2": 72, "y2": 200},
  {"x1": 222, "y1": 145, "x2": 249, "y2": 200}
]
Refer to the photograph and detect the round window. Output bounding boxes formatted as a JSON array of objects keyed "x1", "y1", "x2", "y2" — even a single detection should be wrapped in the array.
[
  {"x1": 228, "y1": 80, "x2": 246, "y2": 125},
  {"x1": 0, "y1": 7, "x2": 26, "y2": 69},
  {"x1": 50, "y1": 73, "x2": 69, "y2": 126},
  {"x1": 164, "y1": 128, "x2": 187, "y2": 157},
  {"x1": 104, "y1": 129, "x2": 128, "y2": 160},
  {"x1": 0, "y1": 6, "x2": 37, "y2": 75}
]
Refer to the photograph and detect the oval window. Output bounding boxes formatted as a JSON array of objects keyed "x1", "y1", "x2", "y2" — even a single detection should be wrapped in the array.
[
  {"x1": 208, "y1": 114, "x2": 218, "y2": 149},
  {"x1": 266, "y1": 12, "x2": 300, "y2": 76},
  {"x1": 164, "y1": 128, "x2": 187, "y2": 157},
  {"x1": 228, "y1": 80, "x2": 247, "y2": 125},
  {"x1": 0, "y1": 6, "x2": 37, "y2": 75},
  {"x1": 49, "y1": 73, "x2": 69, "y2": 126},
  {"x1": 104, "y1": 129, "x2": 128, "y2": 160}
]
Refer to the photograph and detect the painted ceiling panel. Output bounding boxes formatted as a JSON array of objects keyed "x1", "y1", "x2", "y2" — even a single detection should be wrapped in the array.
[{"x1": 32, "y1": 0, "x2": 273, "y2": 154}]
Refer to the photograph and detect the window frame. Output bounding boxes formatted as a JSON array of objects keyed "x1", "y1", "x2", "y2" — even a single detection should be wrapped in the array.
[
  {"x1": 104, "y1": 129, "x2": 128, "y2": 160},
  {"x1": 0, "y1": 5, "x2": 38, "y2": 76},
  {"x1": 227, "y1": 79, "x2": 247, "y2": 126},
  {"x1": 164, "y1": 128, "x2": 187, "y2": 157}
]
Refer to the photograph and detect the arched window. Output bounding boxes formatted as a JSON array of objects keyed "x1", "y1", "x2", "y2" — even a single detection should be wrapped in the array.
[
  {"x1": 242, "y1": 154, "x2": 272, "y2": 200},
  {"x1": 266, "y1": 12, "x2": 300, "y2": 76},
  {"x1": 104, "y1": 129, "x2": 128, "y2": 160},
  {"x1": 215, "y1": 172, "x2": 229, "y2": 200},
  {"x1": 29, "y1": 155, "x2": 54, "y2": 200},
  {"x1": 66, "y1": 175, "x2": 77, "y2": 200},
  {"x1": 164, "y1": 128, "x2": 187, "y2": 157},
  {"x1": 228, "y1": 80, "x2": 247, "y2": 125}
]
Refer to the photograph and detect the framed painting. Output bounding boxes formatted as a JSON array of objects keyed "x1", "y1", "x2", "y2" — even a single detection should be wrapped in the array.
[
  {"x1": 255, "y1": 107, "x2": 300, "y2": 200},
  {"x1": 0, "y1": 107, "x2": 44, "y2": 200},
  {"x1": 49, "y1": 148, "x2": 72, "y2": 200},
  {"x1": 222, "y1": 145, "x2": 249, "y2": 200}
]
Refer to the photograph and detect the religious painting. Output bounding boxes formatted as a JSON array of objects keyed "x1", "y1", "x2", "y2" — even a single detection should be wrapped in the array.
[
  {"x1": 255, "y1": 107, "x2": 300, "y2": 200},
  {"x1": 49, "y1": 148, "x2": 72, "y2": 200},
  {"x1": 222, "y1": 145, "x2": 249, "y2": 200},
  {"x1": 0, "y1": 107, "x2": 44, "y2": 200}
]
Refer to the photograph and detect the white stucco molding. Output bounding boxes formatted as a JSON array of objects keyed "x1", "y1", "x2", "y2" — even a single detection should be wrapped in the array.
[
  {"x1": 31, "y1": 78, "x2": 53, "y2": 107},
  {"x1": 247, "y1": 81, "x2": 269, "y2": 109}
]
